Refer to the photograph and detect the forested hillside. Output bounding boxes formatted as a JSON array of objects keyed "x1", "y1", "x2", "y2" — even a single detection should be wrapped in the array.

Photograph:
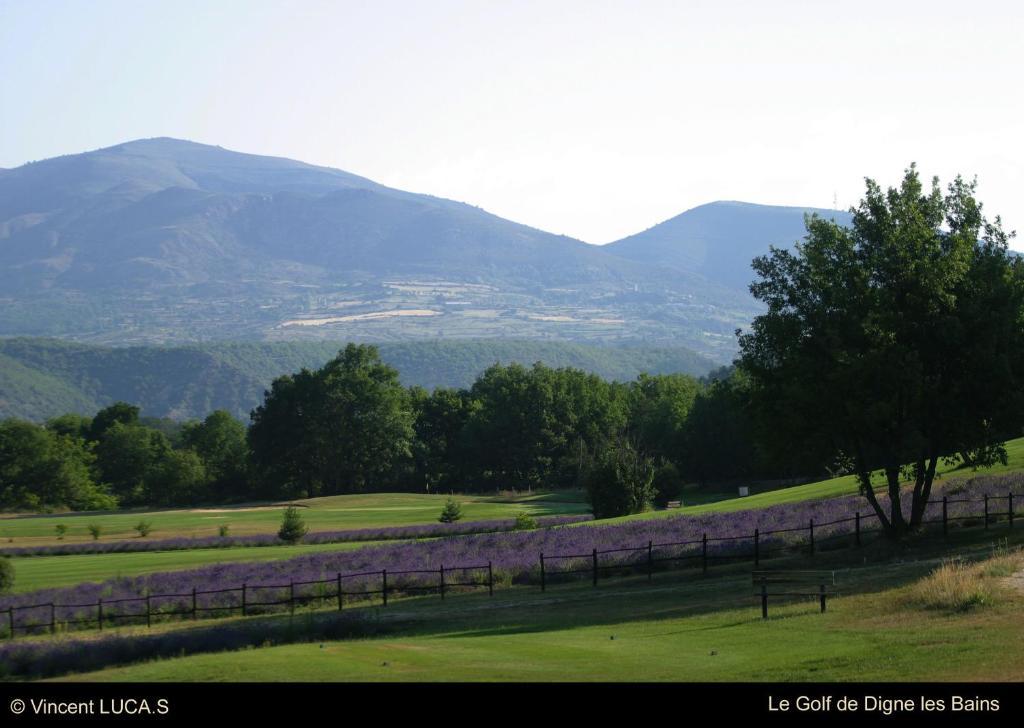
[{"x1": 0, "y1": 338, "x2": 718, "y2": 421}]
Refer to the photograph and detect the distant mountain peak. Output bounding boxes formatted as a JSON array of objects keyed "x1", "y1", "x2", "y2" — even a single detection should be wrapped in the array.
[{"x1": 605, "y1": 201, "x2": 853, "y2": 291}]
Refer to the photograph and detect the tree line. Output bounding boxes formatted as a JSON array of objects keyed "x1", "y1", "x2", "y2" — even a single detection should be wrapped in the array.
[{"x1": 0, "y1": 346, "x2": 798, "y2": 514}]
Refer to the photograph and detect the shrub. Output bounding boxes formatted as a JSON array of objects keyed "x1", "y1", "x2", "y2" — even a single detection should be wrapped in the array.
[
  {"x1": 0, "y1": 557, "x2": 13, "y2": 594},
  {"x1": 439, "y1": 498, "x2": 463, "y2": 523},
  {"x1": 134, "y1": 521, "x2": 152, "y2": 538},
  {"x1": 584, "y1": 441, "x2": 655, "y2": 519},
  {"x1": 278, "y1": 506, "x2": 308, "y2": 544},
  {"x1": 55, "y1": 524, "x2": 67, "y2": 540},
  {"x1": 652, "y1": 461, "x2": 683, "y2": 508},
  {"x1": 514, "y1": 511, "x2": 537, "y2": 530},
  {"x1": 218, "y1": 524, "x2": 230, "y2": 538},
  {"x1": 87, "y1": 524, "x2": 102, "y2": 541}
]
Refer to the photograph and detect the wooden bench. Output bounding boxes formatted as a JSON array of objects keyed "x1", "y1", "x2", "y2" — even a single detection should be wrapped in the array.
[{"x1": 752, "y1": 570, "x2": 837, "y2": 618}]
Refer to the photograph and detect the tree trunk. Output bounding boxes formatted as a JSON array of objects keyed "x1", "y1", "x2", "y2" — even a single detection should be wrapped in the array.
[
  {"x1": 854, "y1": 443, "x2": 892, "y2": 532},
  {"x1": 857, "y1": 468, "x2": 892, "y2": 532},
  {"x1": 909, "y1": 451, "x2": 939, "y2": 528},
  {"x1": 884, "y1": 465, "x2": 907, "y2": 537}
]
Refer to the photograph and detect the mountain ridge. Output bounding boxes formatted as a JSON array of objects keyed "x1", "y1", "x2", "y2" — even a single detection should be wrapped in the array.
[{"x1": 0, "y1": 138, "x2": 847, "y2": 358}]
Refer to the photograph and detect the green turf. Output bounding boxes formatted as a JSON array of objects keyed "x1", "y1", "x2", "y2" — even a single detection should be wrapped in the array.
[
  {"x1": 6, "y1": 540, "x2": 392, "y2": 593},
  {"x1": 51, "y1": 527, "x2": 1024, "y2": 682},
  {"x1": 605, "y1": 436, "x2": 1024, "y2": 524},
  {"x1": 0, "y1": 491, "x2": 588, "y2": 546}
]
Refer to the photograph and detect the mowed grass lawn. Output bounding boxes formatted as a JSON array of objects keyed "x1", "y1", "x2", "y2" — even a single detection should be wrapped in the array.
[
  {"x1": 7, "y1": 540, "x2": 390, "y2": 593},
  {"x1": 52, "y1": 531, "x2": 1024, "y2": 682},
  {"x1": 609, "y1": 435, "x2": 1024, "y2": 523},
  {"x1": 0, "y1": 491, "x2": 589, "y2": 546}
]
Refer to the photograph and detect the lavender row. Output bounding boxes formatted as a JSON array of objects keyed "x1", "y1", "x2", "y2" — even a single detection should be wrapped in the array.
[
  {"x1": 2, "y1": 473, "x2": 1020, "y2": 630},
  {"x1": 0, "y1": 514, "x2": 593, "y2": 557}
]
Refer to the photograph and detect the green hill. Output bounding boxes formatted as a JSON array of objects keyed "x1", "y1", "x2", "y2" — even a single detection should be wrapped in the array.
[{"x1": 0, "y1": 338, "x2": 718, "y2": 422}]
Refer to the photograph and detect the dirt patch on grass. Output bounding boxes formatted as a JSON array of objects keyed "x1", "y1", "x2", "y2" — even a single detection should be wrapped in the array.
[{"x1": 189, "y1": 503, "x2": 306, "y2": 513}]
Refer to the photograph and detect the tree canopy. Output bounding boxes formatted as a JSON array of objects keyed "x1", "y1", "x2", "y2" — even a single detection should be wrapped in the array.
[
  {"x1": 738, "y1": 165, "x2": 1024, "y2": 536},
  {"x1": 248, "y1": 344, "x2": 415, "y2": 497}
]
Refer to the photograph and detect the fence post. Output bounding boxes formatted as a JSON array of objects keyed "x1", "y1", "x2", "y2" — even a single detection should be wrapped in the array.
[
  {"x1": 1010, "y1": 492, "x2": 1015, "y2": 529},
  {"x1": 761, "y1": 582, "x2": 768, "y2": 619},
  {"x1": 647, "y1": 541, "x2": 653, "y2": 581},
  {"x1": 819, "y1": 583, "x2": 827, "y2": 614},
  {"x1": 98, "y1": 598, "x2": 103, "y2": 631},
  {"x1": 702, "y1": 533, "x2": 708, "y2": 575},
  {"x1": 592, "y1": 548, "x2": 598, "y2": 587},
  {"x1": 540, "y1": 553, "x2": 546, "y2": 592},
  {"x1": 440, "y1": 565, "x2": 446, "y2": 600},
  {"x1": 382, "y1": 569, "x2": 388, "y2": 607},
  {"x1": 985, "y1": 494, "x2": 990, "y2": 529},
  {"x1": 337, "y1": 573, "x2": 343, "y2": 611},
  {"x1": 943, "y1": 496, "x2": 948, "y2": 537},
  {"x1": 191, "y1": 588, "x2": 197, "y2": 620},
  {"x1": 242, "y1": 583, "x2": 247, "y2": 616},
  {"x1": 855, "y1": 512, "x2": 861, "y2": 547},
  {"x1": 809, "y1": 519, "x2": 815, "y2": 555},
  {"x1": 49, "y1": 603, "x2": 55, "y2": 634},
  {"x1": 146, "y1": 595, "x2": 151, "y2": 628},
  {"x1": 754, "y1": 529, "x2": 760, "y2": 566},
  {"x1": 289, "y1": 581, "x2": 295, "y2": 616},
  {"x1": 488, "y1": 561, "x2": 494, "y2": 597}
]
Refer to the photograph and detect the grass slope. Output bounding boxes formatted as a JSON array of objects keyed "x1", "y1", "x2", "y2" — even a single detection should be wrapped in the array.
[
  {"x1": 608, "y1": 436, "x2": 1024, "y2": 523},
  {"x1": 50, "y1": 529, "x2": 1024, "y2": 682}
]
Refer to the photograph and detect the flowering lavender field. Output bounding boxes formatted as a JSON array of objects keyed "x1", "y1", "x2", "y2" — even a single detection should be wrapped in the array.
[
  {"x1": 2, "y1": 473, "x2": 1020, "y2": 636},
  {"x1": 0, "y1": 515, "x2": 591, "y2": 557}
]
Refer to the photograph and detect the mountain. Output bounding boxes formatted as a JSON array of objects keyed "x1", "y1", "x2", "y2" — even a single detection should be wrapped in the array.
[
  {"x1": 604, "y1": 201, "x2": 853, "y2": 292},
  {"x1": 0, "y1": 138, "x2": 756, "y2": 358},
  {"x1": 0, "y1": 338, "x2": 719, "y2": 422}
]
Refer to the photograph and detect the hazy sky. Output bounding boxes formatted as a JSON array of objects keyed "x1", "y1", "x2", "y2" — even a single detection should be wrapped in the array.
[{"x1": 1, "y1": 0, "x2": 1021, "y2": 245}]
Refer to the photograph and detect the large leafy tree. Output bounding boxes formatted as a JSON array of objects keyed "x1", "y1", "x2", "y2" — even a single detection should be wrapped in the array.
[
  {"x1": 680, "y1": 373, "x2": 759, "y2": 487},
  {"x1": 0, "y1": 419, "x2": 115, "y2": 511},
  {"x1": 739, "y1": 165, "x2": 1024, "y2": 537},
  {"x1": 181, "y1": 410, "x2": 248, "y2": 500},
  {"x1": 461, "y1": 363, "x2": 625, "y2": 489},
  {"x1": 408, "y1": 386, "x2": 473, "y2": 492},
  {"x1": 93, "y1": 421, "x2": 172, "y2": 505},
  {"x1": 626, "y1": 373, "x2": 700, "y2": 462},
  {"x1": 248, "y1": 344, "x2": 415, "y2": 496}
]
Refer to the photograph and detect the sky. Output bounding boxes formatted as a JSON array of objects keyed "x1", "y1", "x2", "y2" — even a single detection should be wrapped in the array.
[{"x1": 1, "y1": 0, "x2": 1021, "y2": 246}]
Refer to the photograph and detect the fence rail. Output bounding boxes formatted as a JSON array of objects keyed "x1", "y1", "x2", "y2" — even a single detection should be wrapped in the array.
[{"x1": 2, "y1": 491, "x2": 1018, "y2": 640}]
